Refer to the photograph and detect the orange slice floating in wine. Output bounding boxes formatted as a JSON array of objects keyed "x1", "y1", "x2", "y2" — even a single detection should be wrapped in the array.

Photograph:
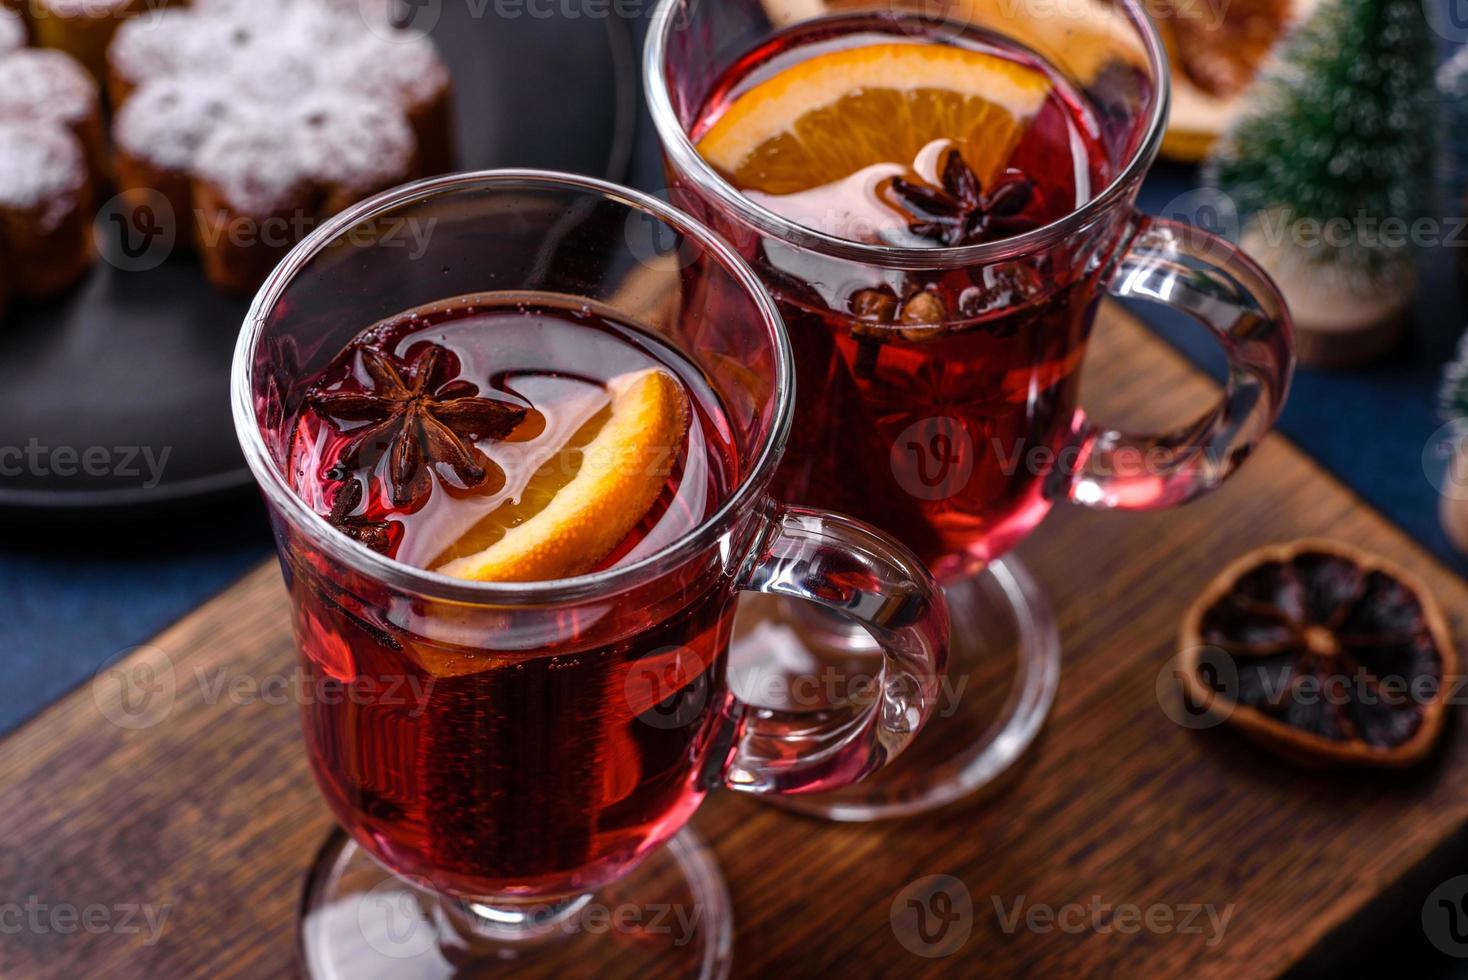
[
  {"x1": 434, "y1": 368, "x2": 690, "y2": 583},
  {"x1": 696, "y1": 41, "x2": 1052, "y2": 196}
]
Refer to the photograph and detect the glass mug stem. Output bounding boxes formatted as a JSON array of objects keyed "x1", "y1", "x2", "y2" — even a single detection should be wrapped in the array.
[
  {"x1": 1065, "y1": 215, "x2": 1296, "y2": 511},
  {"x1": 435, "y1": 893, "x2": 596, "y2": 953}
]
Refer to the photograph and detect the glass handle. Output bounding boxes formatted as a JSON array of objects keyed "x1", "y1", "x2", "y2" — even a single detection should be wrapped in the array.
[
  {"x1": 1067, "y1": 214, "x2": 1295, "y2": 510},
  {"x1": 721, "y1": 504, "x2": 949, "y2": 796}
]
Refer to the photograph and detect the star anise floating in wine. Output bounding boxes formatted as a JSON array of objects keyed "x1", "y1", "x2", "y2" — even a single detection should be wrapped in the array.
[
  {"x1": 309, "y1": 343, "x2": 528, "y2": 506},
  {"x1": 888, "y1": 149, "x2": 1039, "y2": 247},
  {"x1": 325, "y1": 478, "x2": 393, "y2": 554}
]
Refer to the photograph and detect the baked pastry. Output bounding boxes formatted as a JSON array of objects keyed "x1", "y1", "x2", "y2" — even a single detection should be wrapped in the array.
[
  {"x1": 293, "y1": 92, "x2": 419, "y2": 214},
  {"x1": 0, "y1": 121, "x2": 94, "y2": 300},
  {"x1": 0, "y1": 5, "x2": 25, "y2": 55},
  {"x1": 112, "y1": 77, "x2": 233, "y2": 251},
  {"x1": 191, "y1": 122, "x2": 321, "y2": 294},
  {"x1": 108, "y1": 0, "x2": 452, "y2": 292},
  {"x1": 0, "y1": 48, "x2": 108, "y2": 185},
  {"x1": 324, "y1": 28, "x2": 454, "y2": 176},
  {"x1": 0, "y1": 40, "x2": 101, "y2": 311},
  {"x1": 105, "y1": 5, "x2": 213, "y2": 107},
  {"x1": 29, "y1": 0, "x2": 143, "y2": 84}
]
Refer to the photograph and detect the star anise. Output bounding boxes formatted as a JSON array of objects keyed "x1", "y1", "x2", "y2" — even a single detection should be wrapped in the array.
[
  {"x1": 325, "y1": 478, "x2": 393, "y2": 554},
  {"x1": 310, "y1": 343, "x2": 528, "y2": 506},
  {"x1": 888, "y1": 150, "x2": 1039, "y2": 247}
]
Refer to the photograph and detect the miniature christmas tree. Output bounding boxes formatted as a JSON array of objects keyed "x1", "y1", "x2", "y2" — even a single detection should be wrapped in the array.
[
  {"x1": 1440, "y1": 330, "x2": 1468, "y2": 428},
  {"x1": 1205, "y1": 0, "x2": 1436, "y2": 367},
  {"x1": 1438, "y1": 329, "x2": 1468, "y2": 553},
  {"x1": 1437, "y1": 46, "x2": 1468, "y2": 202}
]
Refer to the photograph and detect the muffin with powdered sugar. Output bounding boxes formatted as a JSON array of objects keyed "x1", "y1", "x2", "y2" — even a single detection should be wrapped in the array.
[
  {"x1": 0, "y1": 6, "x2": 25, "y2": 55},
  {"x1": 0, "y1": 122, "x2": 94, "y2": 312},
  {"x1": 0, "y1": 31, "x2": 101, "y2": 316},
  {"x1": 29, "y1": 0, "x2": 142, "y2": 83},
  {"x1": 107, "y1": 0, "x2": 452, "y2": 293}
]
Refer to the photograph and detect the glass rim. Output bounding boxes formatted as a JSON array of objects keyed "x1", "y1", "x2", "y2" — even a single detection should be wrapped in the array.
[
  {"x1": 231, "y1": 169, "x2": 795, "y2": 606},
  {"x1": 642, "y1": 0, "x2": 1172, "y2": 271}
]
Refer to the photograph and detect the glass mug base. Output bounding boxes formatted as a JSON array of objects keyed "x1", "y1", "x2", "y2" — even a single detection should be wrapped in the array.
[
  {"x1": 297, "y1": 827, "x2": 734, "y2": 979},
  {"x1": 729, "y1": 557, "x2": 1059, "y2": 820}
]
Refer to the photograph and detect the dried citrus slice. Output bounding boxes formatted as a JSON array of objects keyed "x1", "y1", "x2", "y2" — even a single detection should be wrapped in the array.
[
  {"x1": 762, "y1": 0, "x2": 1145, "y2": 90},
  {"x1": 434, "y1": 368, "x2": 690, "y2": 583},
  {"x1": 1157, "y1": 0, "x2": 1317, "y2": 162},
  {"x1": 1178, "y1": 540, "x2": 1455, "y2": 767},
  {"x1": 757, "y1": 0, "x2": 1309, "y2": 165},
  {"x1": 696, "y1": 42, "x2": 1052, "y2": 195}
]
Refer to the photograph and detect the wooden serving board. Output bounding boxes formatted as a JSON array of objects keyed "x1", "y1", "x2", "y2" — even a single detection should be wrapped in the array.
[{"x1": 3, "y1": 306, "x2": 1465, "y2": 978}]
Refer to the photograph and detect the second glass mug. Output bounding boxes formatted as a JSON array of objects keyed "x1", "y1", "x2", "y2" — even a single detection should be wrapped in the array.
[
  {"x1": 231, "y1": 172, "x2": 947, "y2": 978},
  {"x1": 646, "y1": 0, "x2": 1295, "y2": 817}
]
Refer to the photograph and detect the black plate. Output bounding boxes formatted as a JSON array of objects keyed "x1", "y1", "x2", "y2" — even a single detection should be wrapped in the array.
[{"x1": 0, "y1": 9, "x2": 637, "y2": 514}]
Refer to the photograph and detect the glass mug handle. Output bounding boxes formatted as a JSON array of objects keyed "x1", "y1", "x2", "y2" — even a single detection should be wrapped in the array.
[
  {"x1": 1067, "y1": 214, "x2": 1295, "y2": 510},
  {"x1": 718, "y1": 504, "x2": 949, "y2": 795}
]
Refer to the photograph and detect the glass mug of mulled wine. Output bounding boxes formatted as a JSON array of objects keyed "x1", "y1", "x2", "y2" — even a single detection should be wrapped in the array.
[
  {"x1": 647, "y1": 0, "x2": 1295, "y2": 817},
  {"x1": 232, "y1": 171, "x2": 947, "y2": 978}
]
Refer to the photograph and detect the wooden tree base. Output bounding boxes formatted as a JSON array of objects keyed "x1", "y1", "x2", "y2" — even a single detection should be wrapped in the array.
[
  {"x1": 1240, "y1": 224, "x2": 1414, "y2": 370},
  {"x1": 1441, "y1": 442, "x2": 1468, "y2": 556}
]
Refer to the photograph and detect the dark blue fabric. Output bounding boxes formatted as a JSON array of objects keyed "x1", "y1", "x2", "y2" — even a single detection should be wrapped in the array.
[
  {"x1": 0, "y1": 540, "x2": 268, "y2": 733},
  {"x1": 1137, "y1": 164, "x2": 1461, "y2": 572}
]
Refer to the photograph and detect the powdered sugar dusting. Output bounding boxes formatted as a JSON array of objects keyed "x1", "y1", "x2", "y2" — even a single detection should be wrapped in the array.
[
  {"x1": 188, "y1": 0, "x2": 293, "y2": 16},
  {"x1": 226, "y1": 40, "x2": 321, "y2": 104},
  {"x1": 107, "y1": 0, "x2": 445, "y2": 212},
  {"x1": 0, "y1": 50, "x2": 98, "y2": 127},
  {"x1": 194, "y1": 122, "x2": 311, "y2": 216},
  {"x1": 110, "y1": 9, "x2": 233, "y2": 88},
  {"x1": 0, "y1": 122, "x2": 87, "y2": 231},
  {"x1": 294, "y1": 92, "x2": 414, "y2": 192},
  {"x1": 115, "y1": 78, "x2": 242, "y2": 171},
  {"x1": 0, "y1": 8, "x2": 24, "y2": 56},
  {"x1": 328, "y1": 29, "x2": 450, "y2": 111},
  {"x1": 316, "y1": 0, "x2": 399, "y2": 25},
  {"x1": 38, "y1": 0, "x2": 134, "y2": 16}
]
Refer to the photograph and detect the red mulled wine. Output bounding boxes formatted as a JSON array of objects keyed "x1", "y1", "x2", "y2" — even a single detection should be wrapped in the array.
[
  {"x1": 283, "y1": 294, "x2": 743, "y2": 899},
  {"x1": 687, "y1": 13, "x2": 1117, "y2": 578}
]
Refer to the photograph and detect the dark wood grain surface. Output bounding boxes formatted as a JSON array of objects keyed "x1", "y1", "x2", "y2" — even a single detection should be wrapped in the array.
[{"x1": 3, "y1": 307, "x2": 1465, "y2": 978}]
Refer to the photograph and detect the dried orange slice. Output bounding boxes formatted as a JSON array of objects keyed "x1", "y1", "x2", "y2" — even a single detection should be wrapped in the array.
[
  {"x1": 760, "y1": 0, "x2": 1141, "y2": 111},
  {"x1": 696, "y1": 42, "x2": 1051, "y2": 196},
  {"x1": 1157, "y1": 0, "x2": 1317, "y2": 162},
  {"x1": 434, "y1": 368, "x2": 689, "y2": 583},
  {"x1": 757, "y1": 0, "x2": 1310, "y2": 164},
  {"x1": 1179, "y1": 540, "x2": 1456, "y2": 767}
]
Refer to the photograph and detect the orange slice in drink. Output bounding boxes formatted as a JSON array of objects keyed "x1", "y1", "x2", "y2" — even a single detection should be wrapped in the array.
[
  {"x1": 434, "y1": 368, "x2": 690, "y2": 583},
  {"x1": 696, "y1": 42, "x2": 1052, "y2": 196}
]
